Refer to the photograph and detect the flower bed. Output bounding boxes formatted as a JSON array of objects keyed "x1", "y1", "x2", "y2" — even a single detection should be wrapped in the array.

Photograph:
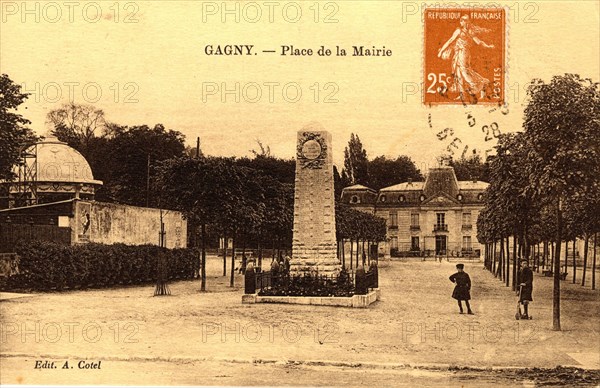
[{"x1": 257, "y1": 269, "x2": 357, "y2": 297}]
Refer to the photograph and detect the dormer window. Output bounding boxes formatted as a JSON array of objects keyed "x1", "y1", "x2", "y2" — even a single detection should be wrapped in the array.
[
  {"x1": 420, "y1": 194, "x2": 426, "y2": 202},
  {"x1": 380, "y1": 195, "x2": 386, "y2": 202},
  {"x1": 477, "y1": 193, "x2": 484, "y2": 201},
  {"x1": 350, "y1": 195, "x2": 359, "y2": 204},
  {"x1": 457, "y1": 194, "x2": 463, "y2": 201}
]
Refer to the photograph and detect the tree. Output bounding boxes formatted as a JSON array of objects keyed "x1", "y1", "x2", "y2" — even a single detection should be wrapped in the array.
[
  {"x1": 563, "y1": 187, "x2": 600, "y2": 287},
  {"x1": 250, "y1": 139, "x2": 271, "y2": 157},
  {"x1": 101, "y1": 124, "x2": 186, "y2": 206},
  {"x1": 155, "y1": 156, "x2": 266, "y2": 290},
  {"x1": 445, "y1": 152, "x2": 490, "y2": 182},
  {"x1": 523, "y1": 74, "x2": 600, "y2": 331},
  {"x1": 258, "y1": 178, "x2": 294, "y2": 265},
  {"x1": 236, "y1": 155, "x2": 295, "y2": 185},
  {"x1": 333, "y1": 165, "x2": 351, "y2": 200},
  {"x1": 343, "y1": 133, "x2": 369, "y2": 185},
  {"x1": 367, "y1": 155, "x2": 423, "y2": 190},
  {"x1": 0, "y1": 74, "x2": 36, "y2": 181},
  {"x1": 155, "y1": 156, "x2": 214, "y2": 291},
  {"x1": 47, "y1": 103, "x2": 107, "y2": 154}
]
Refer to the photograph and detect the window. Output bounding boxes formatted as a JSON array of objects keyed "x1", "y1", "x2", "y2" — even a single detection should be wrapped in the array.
[
  {"x1": 411, "y1": 236, "x2": 420, "y2": 251},
  {"x1": 463, "y1": 236, "x2": 472, "y2": 251},
  {"x1": 411, "y1": 213, "x2": 419, "y2": 227},
  {"x1": 436, "y1": 213, "x2": 445, "y2": 226},
  {"x1": 462, "y1": 212, "x2": 472, "y2": 225},
  {"x1": 389, "y1": 212, "x2": 398, "y2": 227},
  {"x1": 350, "y1": 195, "x2": 359, "y2": 204},
  {"x1": 380, "y1": 195, "x2": 386, "y2": 202},
  {"x1": 435, "y1": 213, "x2": 447, "y2": 232},
  {"x1": 390, "y1": 237, "x2": 398, "y2": 250}
]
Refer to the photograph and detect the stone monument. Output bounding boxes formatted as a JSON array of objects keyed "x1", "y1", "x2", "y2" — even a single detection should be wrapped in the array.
[{"x1": 290, "y1": 123, "x2": 340, "y2": 275}]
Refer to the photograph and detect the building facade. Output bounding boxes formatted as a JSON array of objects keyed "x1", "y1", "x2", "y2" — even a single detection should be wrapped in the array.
[{"x1": 341, "y1": 167, "x2": 488, "y2": 258}]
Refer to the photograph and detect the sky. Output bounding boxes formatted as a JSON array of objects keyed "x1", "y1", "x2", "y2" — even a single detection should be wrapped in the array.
[{"x1": 1, "y1": 0, "x2": 599, "y2": 171}]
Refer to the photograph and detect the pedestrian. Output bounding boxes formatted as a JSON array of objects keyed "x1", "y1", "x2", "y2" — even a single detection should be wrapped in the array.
[
  {"x1": 239, "y1": 253, "x2": 247, "y2": 274},
  {"x1": 284, "y1": 255, "x2": 291, "y2": 274},
  {"x1": 271, "y1": 259, "x2": 280, "y2": 286},
  {"x1": 518, "y1": 259, "x2": 533, "y2": 319},
  {"x1": 449, "y1": 263, "x2": 473, "y2": 314},
  {"x1": 271, "y1": 258, "x2": 280, "y2": 273}
]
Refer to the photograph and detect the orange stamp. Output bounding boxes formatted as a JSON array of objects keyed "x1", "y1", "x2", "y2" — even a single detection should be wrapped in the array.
[{"x1": 423, "y1": 7, "x2": 506, "y2": 105}]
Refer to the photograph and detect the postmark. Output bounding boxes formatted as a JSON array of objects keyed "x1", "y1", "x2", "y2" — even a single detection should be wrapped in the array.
[{"x1": 424, "y1": 6, "x2": 506, "y2": 105}]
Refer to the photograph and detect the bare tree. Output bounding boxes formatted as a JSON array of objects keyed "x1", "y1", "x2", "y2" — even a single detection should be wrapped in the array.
[
  {"x1": 250, "y1": 139, "x2": 271, "y2": 157},
  {"x1": 46, "y1": 103, "x2": 107, "y2": 151}
]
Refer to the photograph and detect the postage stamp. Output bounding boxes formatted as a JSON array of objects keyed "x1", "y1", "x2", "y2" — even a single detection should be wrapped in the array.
[{"x1": 423, "y1": 7, "x2": 507, "y2": 105}]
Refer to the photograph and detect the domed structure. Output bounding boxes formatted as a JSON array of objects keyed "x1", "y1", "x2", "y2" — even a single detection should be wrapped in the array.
[{"x1": 3, "y1": 137, "x2": 102, "y2": 207}]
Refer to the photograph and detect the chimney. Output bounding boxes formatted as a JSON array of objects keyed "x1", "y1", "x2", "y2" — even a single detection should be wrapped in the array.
[{"x1": 407, "y1": 178, "x2": 412, "y2": 185}]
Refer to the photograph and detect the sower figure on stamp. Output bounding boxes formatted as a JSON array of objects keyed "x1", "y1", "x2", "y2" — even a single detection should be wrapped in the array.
[
  {"x1": 449, "y1": 263, "x2": 473, "y2": 314},
  {"x1": 517, "y1": 259, "x2": 534, "y2": 319},
  {"x1": 437, "y1": 15, "x2": 495, "y2": 101}
]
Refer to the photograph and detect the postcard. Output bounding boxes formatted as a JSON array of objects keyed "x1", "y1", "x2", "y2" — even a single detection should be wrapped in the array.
[{"x1": 1, "y1": 1, "x2": 599, "y2": 387}]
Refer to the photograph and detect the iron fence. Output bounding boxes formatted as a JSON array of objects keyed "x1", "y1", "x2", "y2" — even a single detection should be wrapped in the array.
[{"x1": 245, "y1": 266, "x2": 378, "y2": 296}]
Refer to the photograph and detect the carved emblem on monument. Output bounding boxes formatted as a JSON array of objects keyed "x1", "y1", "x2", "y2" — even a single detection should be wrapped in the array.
[{"x1": 296, "y1": 132, "x2": 327, "y2": 169}]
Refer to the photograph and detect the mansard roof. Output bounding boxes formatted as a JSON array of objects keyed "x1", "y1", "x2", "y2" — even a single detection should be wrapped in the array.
[
  {"x1": 341, "y1": 166, "x2": 489, "y2": 206},
  {"x1": 380, "y1": 182, "x2": 424, "y2": 191},
  {"x1": 423, "y1": 167, "x2": 459, "y2": 198},
  {"x1": 344, "y1": 184, "x2": 375, "y2": 192},
  {"x1": 458, "y1": 181, "x2": 490, "y2": 190}
]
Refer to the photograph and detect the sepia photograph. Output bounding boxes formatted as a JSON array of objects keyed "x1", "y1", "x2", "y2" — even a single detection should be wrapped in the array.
[{"x1": 0, "y1": 1, "x2": 599, "y2": 387}]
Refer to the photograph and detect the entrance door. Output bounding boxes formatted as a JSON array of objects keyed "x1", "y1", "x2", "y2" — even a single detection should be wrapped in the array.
[{"x1": 435, "y1": 235, "x2": 447, "y2": 255}]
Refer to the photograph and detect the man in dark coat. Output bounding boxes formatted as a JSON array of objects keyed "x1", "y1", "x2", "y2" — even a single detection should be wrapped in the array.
[
  {"x1": 518, "y1": 259, "x2": 534, "y2": 319},
  {"x1": 449, "y1": 263, "x2": 473, "y2": 314}
]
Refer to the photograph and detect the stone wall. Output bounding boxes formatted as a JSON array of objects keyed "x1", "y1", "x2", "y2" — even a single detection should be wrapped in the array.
[{"x1": 72, "y1": 200, "x2": 187, "y2": 249}]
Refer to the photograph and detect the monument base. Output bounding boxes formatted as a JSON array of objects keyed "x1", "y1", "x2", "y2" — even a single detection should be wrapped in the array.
[
  {"x1": 290, "y1": 243, "x2": 340, "y2": 275},
  {"x1": 242, "y1": 289, "x2": 380, "y2": 308}
]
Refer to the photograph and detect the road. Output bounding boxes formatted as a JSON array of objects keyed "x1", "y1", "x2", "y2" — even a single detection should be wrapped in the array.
[{"x1": 1, "y1": 257, "x2": 599, "y2": 386}]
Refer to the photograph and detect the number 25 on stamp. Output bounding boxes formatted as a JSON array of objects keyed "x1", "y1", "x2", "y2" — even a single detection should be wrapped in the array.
[{"x1": 423, "y1": 7, "x2": 506, "y2": 105}]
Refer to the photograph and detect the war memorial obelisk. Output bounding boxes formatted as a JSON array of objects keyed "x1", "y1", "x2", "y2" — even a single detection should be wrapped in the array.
[{"x1": 290, "y1": 123, "x2": 340, "y2": 275}]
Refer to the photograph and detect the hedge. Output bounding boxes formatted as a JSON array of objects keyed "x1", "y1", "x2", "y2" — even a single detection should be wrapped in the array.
[{"x1": 0, "y1": 241, "x2": 199, "y2": 292}]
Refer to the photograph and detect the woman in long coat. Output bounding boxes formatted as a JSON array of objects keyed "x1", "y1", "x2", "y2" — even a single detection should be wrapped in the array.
[{"x1": 518, "y1": 260, "x2": 534, "y2": 318}]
